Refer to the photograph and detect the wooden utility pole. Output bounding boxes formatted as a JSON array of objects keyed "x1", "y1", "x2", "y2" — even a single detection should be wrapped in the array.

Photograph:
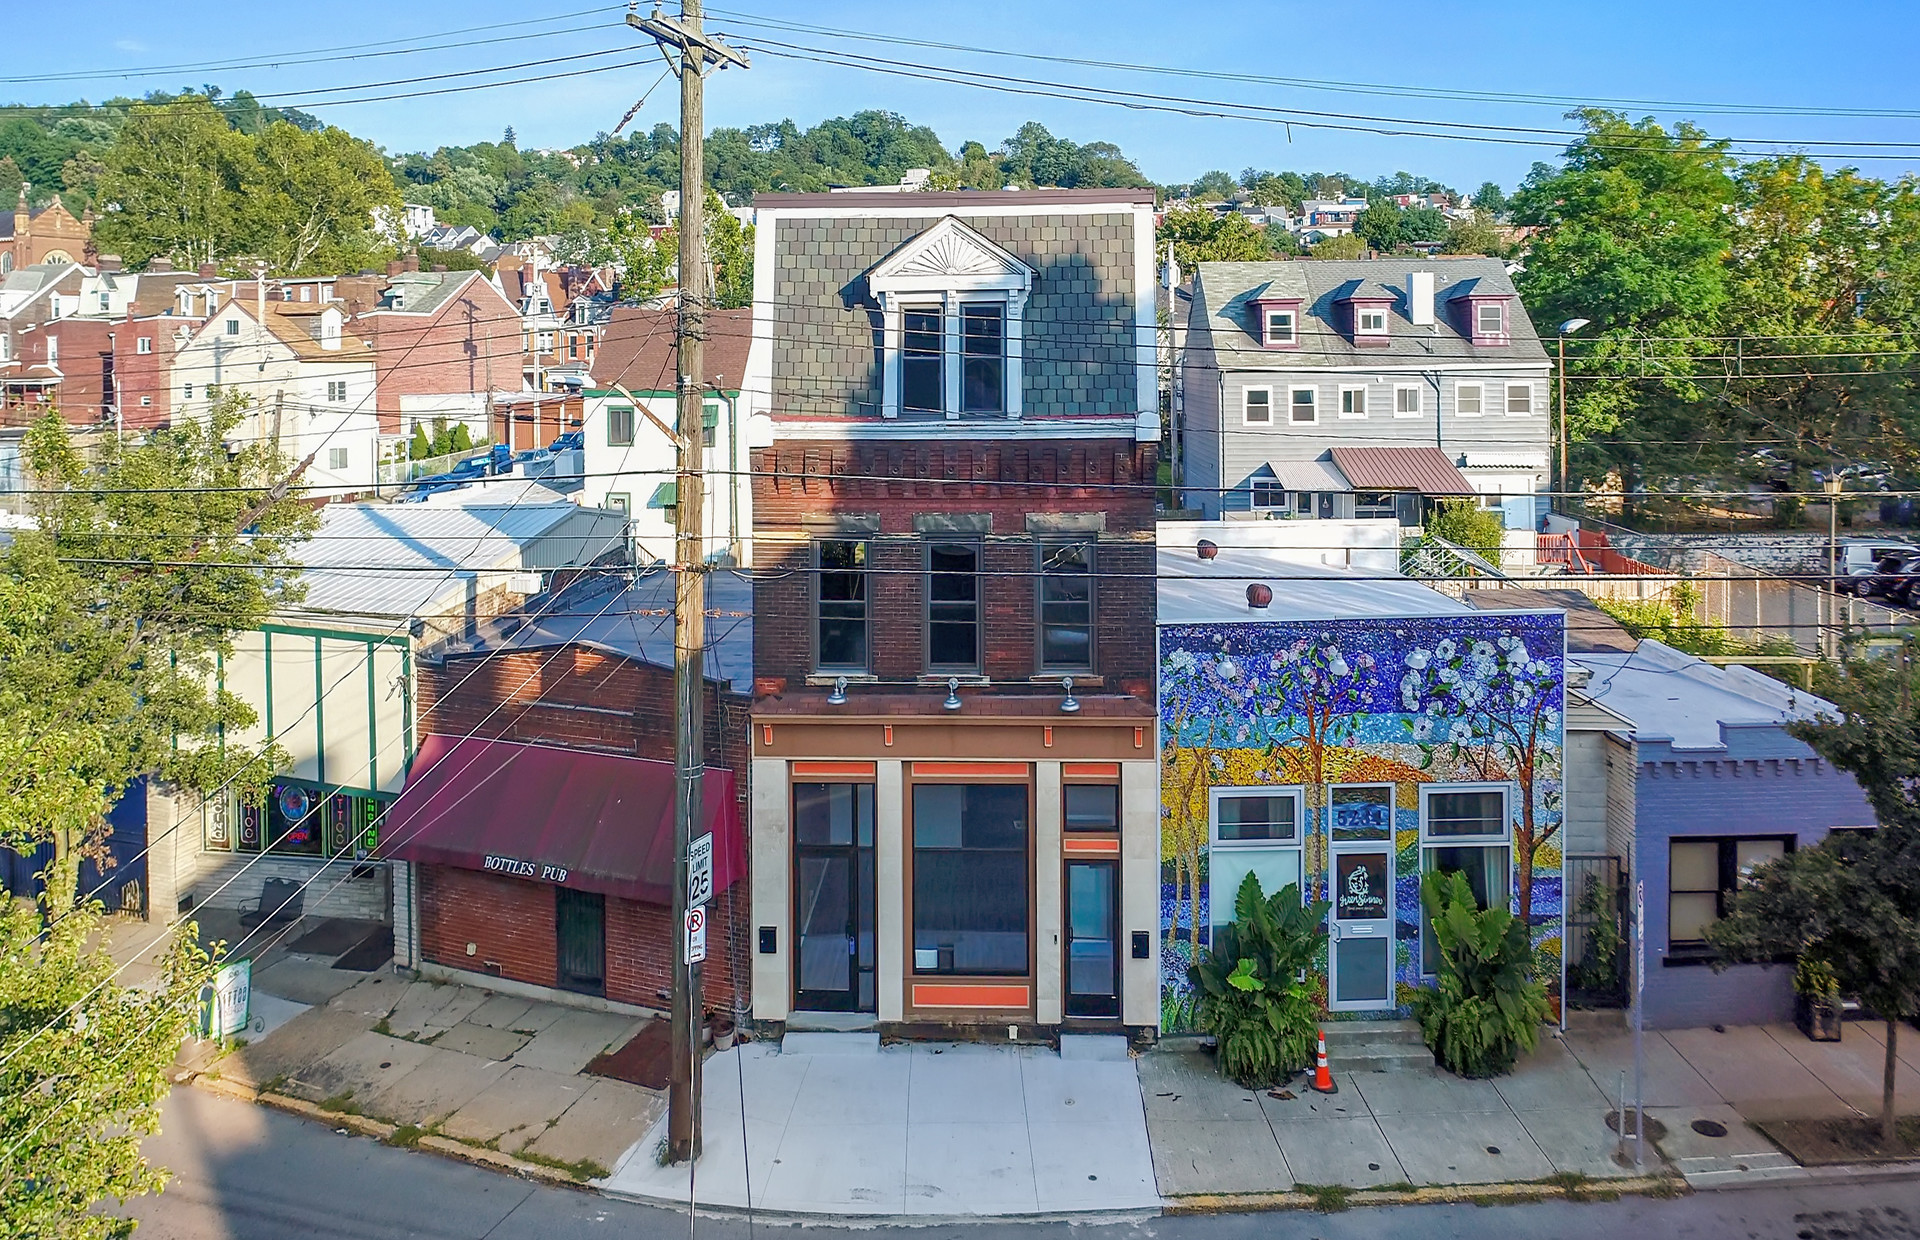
[{"x1": 626, "y1": 0, "x2": 747, "y2": 1166}]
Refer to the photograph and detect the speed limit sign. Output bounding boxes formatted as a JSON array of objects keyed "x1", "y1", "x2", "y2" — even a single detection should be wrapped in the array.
[{"x1": 685, "y1": 905, "x2": 707, "y2": 964}]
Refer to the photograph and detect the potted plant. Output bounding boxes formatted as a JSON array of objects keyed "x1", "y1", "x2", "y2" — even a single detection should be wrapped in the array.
[
  {"x1": 1794, "y1": 956, "x2": 1843, "y2": 1043},
  {"x1": 1188, "y1": 873, "x2": 1329, "y2": 1089},
  {"x1": 1411, "y1": 870, "x2": 1551, "y2": 1078}
]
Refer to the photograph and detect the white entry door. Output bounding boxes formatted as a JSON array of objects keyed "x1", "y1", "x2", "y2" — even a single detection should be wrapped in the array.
[{"x1": 1328, "y1": 842, "x2": 1394, "y2": 1011}]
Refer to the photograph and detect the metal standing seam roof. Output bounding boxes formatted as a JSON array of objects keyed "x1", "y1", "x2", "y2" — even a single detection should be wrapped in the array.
[
  {"x1": 1327, "y1": 446, "x2": 1475, "y2": 495},
  {"x1": 1262, "y1": 458, "x2": 1352, "y2": 491},
  {"x1": 1157, "y1": 546, "x2": 1474, "y2": 625}
]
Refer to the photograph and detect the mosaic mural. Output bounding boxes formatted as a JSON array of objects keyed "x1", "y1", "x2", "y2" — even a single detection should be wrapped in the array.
[{"x1": 1158, "y1": 611, "x2": 1565, "y2": 1031}]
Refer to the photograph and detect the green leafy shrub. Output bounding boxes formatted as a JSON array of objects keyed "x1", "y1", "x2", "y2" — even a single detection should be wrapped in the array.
[
  {"x1": 1188, "y1": 873, "x2": 1329, "y2": 1088},
  {"x1": 1411, "y1": 870, "x2": 1550, "y2": 1078}
]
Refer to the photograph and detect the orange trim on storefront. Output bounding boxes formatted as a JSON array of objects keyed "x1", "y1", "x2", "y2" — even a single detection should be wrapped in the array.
[
  {"x1": 910, "y1": 761, "x2": 1029, "y2": 779},
  {"x1": 911, "y1": 982, "x2": 1032, "y2": 1009},
  {"x1": 1063, "y1": 762, "x2": 1120, "y2": 779},
  {"x1": 1062, "y1": 836, "x2": 1121, "y2": 855},
  {"x1": 792, "y1": 760, "x2": 877, "y2": 779}
]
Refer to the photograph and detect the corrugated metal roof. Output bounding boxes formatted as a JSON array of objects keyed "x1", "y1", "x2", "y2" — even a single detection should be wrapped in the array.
[
  {"x1": 1328, "y1": 446, "x2": 1474, "y2": 495},
  {"x1": 286, "y1": 494, "x2": 626, "y2": 619},
  {"x1": 1157, "y1": 546, "x2": 1471, "y2": 625},
  {"x1": 1264, "y1": 458, "x2": 1351, "y2": 492}
]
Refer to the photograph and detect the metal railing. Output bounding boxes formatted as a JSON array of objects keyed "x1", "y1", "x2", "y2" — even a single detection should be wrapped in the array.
[
  {"x1": 1565, "y1": 854, "x2": 1628, "y2": 1009},
  {"x1": 375, "y1": 444, "x2": 492, "y2": 488}
]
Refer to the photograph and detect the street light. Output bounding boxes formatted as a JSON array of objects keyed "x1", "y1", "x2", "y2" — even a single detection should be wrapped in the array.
[
  {"x1": 1825, "y1": 476, "x2": 1846, "y2": 658},
  {"x1": 1556, "y1": 319, "x2": 1590, "y2": 511}
]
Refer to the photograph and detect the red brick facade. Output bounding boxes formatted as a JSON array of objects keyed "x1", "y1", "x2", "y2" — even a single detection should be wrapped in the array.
[
  {"x1": 356, "y1": 271, "x2": 525, "y2": 433},
  {"x1": 414, "y1": 642, "x2": 751, "y2": 1015}
]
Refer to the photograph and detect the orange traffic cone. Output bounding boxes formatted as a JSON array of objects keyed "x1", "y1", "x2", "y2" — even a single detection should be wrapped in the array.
[{"x1": 1310, "y1": 1029, "x2": 1338, "y2": 1094}]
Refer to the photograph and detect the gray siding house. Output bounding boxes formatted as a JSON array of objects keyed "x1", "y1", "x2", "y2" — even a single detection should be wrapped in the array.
[{"x1": 1177, "y1": 259, "x2": 1552, "y2": 528}]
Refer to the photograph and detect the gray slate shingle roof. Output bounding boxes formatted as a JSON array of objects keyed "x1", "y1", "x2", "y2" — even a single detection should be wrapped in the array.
[{"x1": 1190, "y1": 258, "x2": 1549, "y2": 369}]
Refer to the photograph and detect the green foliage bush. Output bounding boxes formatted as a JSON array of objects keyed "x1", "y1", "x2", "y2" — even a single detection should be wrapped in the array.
[
  {"x1": 1189, "y1": 874, "x2": 1329, "y2": 1089},
  {"x1": 1411, "y1": 871, "x2": 1550, "y2": 1078}
]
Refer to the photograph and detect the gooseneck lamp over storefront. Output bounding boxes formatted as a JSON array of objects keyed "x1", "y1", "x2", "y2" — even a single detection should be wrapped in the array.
[
  {"x1": 1059, "y1": 676, "x2": 1081, "y2": 714},
  {"x1": 943, "y1": 678, "x2": 963, "y2": 711},
  {"x1": 826, "y1": 676, "x2": 848, "y2": 705}
]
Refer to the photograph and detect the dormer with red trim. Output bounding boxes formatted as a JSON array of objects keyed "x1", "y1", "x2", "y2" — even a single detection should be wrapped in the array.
[
  {"x1": 1447, "y1": 277, "x2": 1514, "y2": 347},
  {"x1": 1335, "y1": 281, "x2": 1395, "y2": 348},
  {"x1": 1246, "y1": 294, "x2": 1303, "y2": 349}
]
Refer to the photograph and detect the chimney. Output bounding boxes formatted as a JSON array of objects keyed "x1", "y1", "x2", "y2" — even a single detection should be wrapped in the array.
[
  {"x1": 97, "y1": 254, "x2": 122, "y2": 272},
  {"x1": 148, "y1": 258, "x2": 173, "y2": 273},
  {"x1": 198, "y1": 262, "x2": 217, "y2": 278},
  {"x1": 403, "y1": 255, "x2": 420, "y2": 272},
  {"x1": 1408, "y1": 271, "x2": 1435, "y2": 326},
  {"x1": 386, "y1": 260, "x2": 404, "y2": 277}
]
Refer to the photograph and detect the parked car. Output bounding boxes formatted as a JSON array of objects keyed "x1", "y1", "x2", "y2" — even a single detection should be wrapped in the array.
[
  {"x1": 1859, "y1": 551, "x2": 1920, "y2": 604},
  {"x1": 1837, "y1": 541, "x2": 1918, "y2": 593}
]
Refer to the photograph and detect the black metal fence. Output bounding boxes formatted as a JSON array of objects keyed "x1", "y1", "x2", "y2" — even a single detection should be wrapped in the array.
[{"x1": 1565, "y1": 854, "x2": 1627, "y2": 1009}]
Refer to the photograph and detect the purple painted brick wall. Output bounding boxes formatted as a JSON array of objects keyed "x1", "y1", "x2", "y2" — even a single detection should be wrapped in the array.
[{"x1": 1635, "y1": 754, "x2": 1876, "y2": 1030}]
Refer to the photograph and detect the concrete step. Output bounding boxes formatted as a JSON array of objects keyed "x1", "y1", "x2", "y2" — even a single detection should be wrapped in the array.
[
  {"x1": 1058, "y1": 1034, "x2": 1131, "y2": 1061},
  {"x1": 1330, "y1": 1039, "x2": 1436, "y2": 1072},
  {"x1": 783, "y1": 1010, "x2": 878, "y2": 1033},
  {"x1": 780, "y1": 1031, "x2": 879, "y2": 1055},
  {"x1": 1321, "y1": 1018, "x2": 1425, "y2": 1047},
  {"x1": 1564, "y1": 1007, "x2": 1628, "y2": 1033}
]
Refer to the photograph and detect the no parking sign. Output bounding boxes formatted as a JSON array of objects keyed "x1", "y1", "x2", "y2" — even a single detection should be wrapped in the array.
[{"x1": 685, "y1": 905, "x2": 707, "y2": 964}]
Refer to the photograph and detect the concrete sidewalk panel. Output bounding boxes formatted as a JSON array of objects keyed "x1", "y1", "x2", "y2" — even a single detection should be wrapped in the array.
[
  {"x1": 1761, "y1": 1024, "x2": 1920, "y2": 1118},
  {"x1": 288, "y1": 1031, "x2": 438, "y2": 1110},
  {"x1": 1647, "y1": 1102, "x2": 1801, "y2": 1187},
  {"x1": 248, "y1": 993, "x2": 310, "y2": 1041},
  {"x1": 904, "y1": 1120, "x2": 1038, "y2": 1215},
  {"x1": 1257, "y1": 1079, "x2": 1369, "y2": 1122},
  {"x1": 1029, "y1": 1119, "x2": 1160, "y2": 1212},
  {"x1": 509, "y1": 1009, "x2": 643, "y2": 1075},
  {"x1": 1135, "y1": 1049, "x2": 1270, "y2": 1122},
  {"x1": 1381, "y1": 1109, "x2": 1555, "y2": 1185},
  {"x1": 431, "y1": 1021, "x2": 531, "y2": 1062},
  {"x1": 421, "y1": 987, "x2": 489, "y2": 1034},
  {"x1": 522, "y1": 1077, "x2": 665, "y2": 1170},
  {"x1": 728, "y1": 1042, "x2": 811, "y2": 1126},
  {"x1": 219, "y1": 1006, "x2": 368, "y2": 1091},
  {"x1": 1147, "y1": 1117, "x2": 1289, "y2": 1195},
  {"x1": 325, "y1": 973, "x2": 403, "y2": 1018},
  {"x1": 1665, "y1": 1025, "x2": 1841, "y2": 1120},
  {"x1": 442, "y1": 1065, "x2": 589, "y2": 1147},
  {"x1": 1493, "y1": 1040, "x2": 1609, "y2": 1112},
  {"x1": 1021, "y1": 1055, "x2": 1145, "y2": 1125},
  {"x1": 381, "y1": 982, "x2": 464, "y2": 1039},
  {"x1": 1513, "y1": 1106, "x2": 1645, "y2": 1179},
  {"x1": 1347, "y1": 1065, "x2": 1505, "y2": 1116},
  {"x1": 762, "y1": 1121, "x2": 908, "y2": 1214},
  {"x1": 1269, "y1": 1114, "x2": 1406, "y2": 1188},
  {"x1": 257, "y1": 956, "x2": 363, "y2": 1006},
  {"x1": 1562, "y1": 1029, "x2": 1722, "y2": 1108},
  {"x1": 356, "y1": 1047, "x2": 509, "y2": 1127},
  {"x1": 792, "y1": 1047, "x2": 911, "y2": 1125},
  {"x1": 908, "y1": 1043, "x2": 1026, "y2": 1125}
]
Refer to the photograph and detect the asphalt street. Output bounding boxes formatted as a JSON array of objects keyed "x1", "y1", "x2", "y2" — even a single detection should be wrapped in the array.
[{"x1": 118, "y1": 1088, "x2": 1920, "y2": 1240}]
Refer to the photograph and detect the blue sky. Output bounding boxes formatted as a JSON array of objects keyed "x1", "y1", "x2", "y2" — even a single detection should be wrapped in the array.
[{"x1": 24, "y1": 1, "x2": 1920, "y2": 192}]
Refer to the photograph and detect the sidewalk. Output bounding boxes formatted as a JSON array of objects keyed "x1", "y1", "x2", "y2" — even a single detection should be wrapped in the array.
[{"x1": 597, "y1": 1034, "x2": 1160, "y2": 1217}]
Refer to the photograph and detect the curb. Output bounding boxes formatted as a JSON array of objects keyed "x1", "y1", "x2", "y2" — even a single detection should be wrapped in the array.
[
  {"x1": 1164, "y1": 1175, "x2": 1684, "y2": 1214},
  {"x1": 184, "y1": 1074, "x2": 584, "y2": 1190},
  {"x1": 1694, "y1": 1160, "x2": 1920, "y2": 1192}
]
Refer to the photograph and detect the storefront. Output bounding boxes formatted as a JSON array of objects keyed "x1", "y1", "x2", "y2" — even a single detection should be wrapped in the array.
[
  {"x1": 381, "y1": 734, "x2": 746, "y2": 1012},
  {"x1": 749, "y1": 710, "x2": 1160, "y2": 1037},
  {"x1": 1156, "y1": 529, "x2": 1568, "y2": 1029}
]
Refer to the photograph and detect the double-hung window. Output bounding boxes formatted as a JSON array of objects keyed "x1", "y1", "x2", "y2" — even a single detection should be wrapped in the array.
[
  {"x1": 1477, "y1": 303, "x2": 1505, "y2": 338},
  {"x1": 1264, "y1": 309, "x2": 1297, "y2": 345},
  {"x1": 1250, "y1": 478, "x2": 1286, "y2": 509},
  {"x1": 1668, "y1": 836, "x2": 1791, "y2": 957},
  {"x1": 1243, "y1": 387, "x2": 1272, "y2": 426},
  {"x1": 225, "y1": 318, "x2": 240, "y2": 336},
  {"x1": 961, "y1": 304, "x2": 1004, "y2": 413},
  {"x1": 912, "y1": 782, "x2": 1029, "y2": 975},
  {"x1": 607, "y1": 404, "x2": 635, "y2": 446},
  {"x1": 136, "y1": 336, "x2": 153, "y2": 355},
  {"x1": 902, "y1": 307, "x2": 943, "y2": 413},
  {"x1": 1420, "y1": 786, "x2": 1511, "y2": 973},
  {"x1": 1357, "y1": 309, "x2": 1388, "y2": 336},
  {"x1": 1456, "y1": 381, "x2": 1484, "y2": 417},
  {"x1": 1505, "y1": 382, "x2": 1534, "y2": 416},
  {"x1": 815, "y1": 539, "x2": 869, "y2": 672},
  {"x1": 327, "y1": 447, "x2": 348, "y2": 470},
  {"x1": 926, "y1": 540, "x2": 979, "y2": 672},
  {"x1": 1209, "y1": 788, "x2": 1304, "y2": 937},
  {"x1": 1339, "y1": 386, "x2": 1368, "y2": 419},
  {"x1": 1395, "y1": 385, "x2": 1423, "y2": 417},
  {"x1": 326, "y1": 380, "x2": 347, "y2": 403},
  {"x1": 1037, "y1": 541, "x2": 1094, "y2": 672},
  {"x1": 1289, "y1": 386, "x2": 1318, "y2": 424}
]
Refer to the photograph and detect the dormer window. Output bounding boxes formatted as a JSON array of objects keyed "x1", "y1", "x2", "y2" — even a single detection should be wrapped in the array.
[
  {"x1": 1476, "y1": 303, "x2": 1504, "y2": 337},
  {"x1": 1264, "y1": 309, "x2": 1296, "y2": 345},
  {"x1": 1248, "y1": 296, "x2": 1303, "y2": 349},
  {"x1": 1357, "y1": 309, "x2": 1387, "y2": 335}
]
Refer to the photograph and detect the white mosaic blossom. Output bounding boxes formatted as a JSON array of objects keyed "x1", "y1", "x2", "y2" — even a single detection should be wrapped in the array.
[
  {"x1": 1435, "y1": 639, "x2": 1457, "y2": 660},
  {"x1": 1412, "y1": 716, "x2": 1435, "y2": 741},
  {"x1": 1406, "y1": 649, "x2": 1431, "y2": 671}
]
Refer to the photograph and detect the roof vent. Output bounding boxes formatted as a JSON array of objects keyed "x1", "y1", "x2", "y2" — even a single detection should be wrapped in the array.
[
  {"x1": 1197, "y1": 539, "x2": 1219, "y2": 560},
  {"x1": 1247, "y1": 583, "x2": 1273, "y2": 609}
]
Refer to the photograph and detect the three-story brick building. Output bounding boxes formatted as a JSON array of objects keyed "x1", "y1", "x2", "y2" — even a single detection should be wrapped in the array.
[{"x1": 742, "y1": 188, "x2": 1163, "y2": 1039}]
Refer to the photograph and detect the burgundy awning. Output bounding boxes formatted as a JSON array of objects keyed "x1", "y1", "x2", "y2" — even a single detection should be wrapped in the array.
[{"x1": 378, "y1": 734, "x2": 744, "y2": 905}]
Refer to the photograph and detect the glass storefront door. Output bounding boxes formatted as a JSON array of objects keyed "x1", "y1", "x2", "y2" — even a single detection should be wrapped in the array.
[{"x1": 1064, "y1": 861, "x2": 1119, "y2": 1019}]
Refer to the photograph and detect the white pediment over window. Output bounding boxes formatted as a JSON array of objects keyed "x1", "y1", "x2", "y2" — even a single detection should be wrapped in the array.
[{"x1": 869, "y1": 216, "x2": 1034, "y2": 296}]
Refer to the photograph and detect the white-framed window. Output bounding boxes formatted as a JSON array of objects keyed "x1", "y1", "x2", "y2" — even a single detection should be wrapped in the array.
[
  {"x1": 207, "y1": 292, "x2": 220, "y2": 312},
  {"x1": 1209, "y1": 786, "x2": 1306, "y2": 937},
  {"x1": 1264, "y1": 308, "x2": 1297, "y2": 345},
  {"x1": 327, "y1": 447, "x2": 349, "y2": 470},
  {"x1": 1339, "y1": 386, "x2": 1368, "y2": 419},
  {"x1": 1506, "y1": 382, "x2": 1535, "y2": 416},
  {"x1": 1288, "y1": 385, "x2": 1318, "y2": 424},
  {"x1": 1250, "y1": 478, "x2": 1285, "y2": 509},
  {"x1": 1419, "y1": 783, "x2": 1513, "y2": 974},
  {"x1": 1394, "y1": 385, "x2": 1423, "y2": 418},
  {"x1": 1242, "y1": 386, "x2": 1272, "y2": 426},
  {"x1": 325, "y1": 380, "x2": 348, "y2": 402},
  {"x1": 136, "y1": 336, "x2": 153, "y2": 354},
  {"x1": 870, "y1": 217, "x2": 1033, "y2": 419},
  {"x1": 1476, "y1": 303, "x2": 1505, "y2": 337},
  {"x1": 1357, "y1": 308, "x2": 1388, "y2": 336},
  {"x1": 98, "y1": 291, "x2": 110, "y2": 312},
  {"x1": 225, "y1": 318, "x2": 240, "y2": 336},
  {"x1": 45, "y1": 336, "x2": 58, "y2": 366},
  {"x1": 1354, "y1": 491, "x2": 1398, "y2": 520},
  {"x1": 1455, "y1": 381, "x2": 1483, "y2": 417},
  {"x1": 0, "y1": 335, "x2": 8, "y2": 361}
]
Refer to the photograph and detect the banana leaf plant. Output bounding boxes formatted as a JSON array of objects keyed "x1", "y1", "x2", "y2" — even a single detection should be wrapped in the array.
[
  {"x1": 1411, "y1": 869, "x2": 1550, "y2": 1078},
  {"x1": 1189, "y1": 873, "x2": 1330, "y2": 1089}
]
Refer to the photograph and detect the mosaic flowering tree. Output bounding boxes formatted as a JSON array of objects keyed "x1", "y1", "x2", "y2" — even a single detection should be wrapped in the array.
[{"x1": 1398, "y1": 632, "x2": 1563, "y2": 928}]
